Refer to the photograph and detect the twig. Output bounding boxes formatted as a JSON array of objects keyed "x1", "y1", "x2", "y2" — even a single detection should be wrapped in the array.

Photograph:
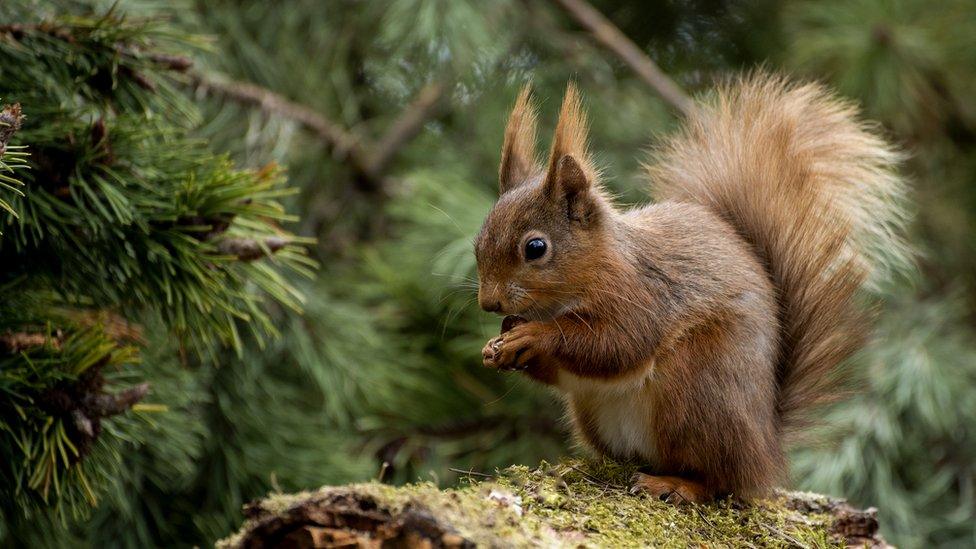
[
  {"x1": 0, "y1": 23, "x2": 73, "y2": 41},
  {"x1": 571, "y1": 473, "x2": 613, "y2": 493},
  {"x1": 92, "y1": 382, "x2": 151, "y2": 416},
  {"x1": 550, "y1": 0, "x2": 692, "y2": 115},
  {"x1": 65, "y1": 309, "x2": 145, "y2": 344},
  {"x1": 565, "y1": 464, "x2": 624, "y2": 490},
  {"x1": 366, "y1": 82, "x2": 448, "y2": 175},
  {"x1": 761, "y1": 522, "x2": 811, "y2": 549},
  {"x1": 189, "y1": 73, "x2": 450, "y2": 196},
  {"x1": 449, "y1": 468, "x2": 494, "y2": 479},
  {"x1": 0, "y1": 331, "x2": 61, "y2": 353},
  {"x1": 377, "y1": 461, "x2": 391, "y2": 483},
  {"x1": 189, "y1": 72, "x2": 370, "y2": 169},
  {"x1": 215, "y1": 236, "x2": 289, "y2": 261}
]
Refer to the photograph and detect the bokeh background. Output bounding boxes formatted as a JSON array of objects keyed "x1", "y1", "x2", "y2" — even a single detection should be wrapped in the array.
[{"x1": 2, "y1": 0, "x2": 975, "y2": 547}]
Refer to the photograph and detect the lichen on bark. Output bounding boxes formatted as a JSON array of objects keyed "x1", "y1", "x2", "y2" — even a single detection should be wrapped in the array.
[{"x1": 219, "y1": 459, "x2": 888, "y2": 548}]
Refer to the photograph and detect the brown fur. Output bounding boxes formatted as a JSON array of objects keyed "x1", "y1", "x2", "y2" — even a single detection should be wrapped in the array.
[{"x1": 476, "y1": 75, "x2": 909, "y2": 500}]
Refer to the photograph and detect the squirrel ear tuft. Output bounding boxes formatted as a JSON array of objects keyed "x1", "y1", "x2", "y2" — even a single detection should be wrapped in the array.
[
  {"x1": 545, "y1": 82, "x2": 597, "y2": 187},
  {"x1": 499, "y1": 85, "x2": 541, "y2": 194}
]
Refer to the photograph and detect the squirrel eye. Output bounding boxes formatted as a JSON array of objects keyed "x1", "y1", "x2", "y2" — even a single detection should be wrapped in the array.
[{"x1": 524, "y1": 238, "x2": 547, "y2": 261}]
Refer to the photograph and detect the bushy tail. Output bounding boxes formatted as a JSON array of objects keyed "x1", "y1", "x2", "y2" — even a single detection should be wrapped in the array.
[{"x1": 645, "y1": 73, "x2": 911, "y2": 433}]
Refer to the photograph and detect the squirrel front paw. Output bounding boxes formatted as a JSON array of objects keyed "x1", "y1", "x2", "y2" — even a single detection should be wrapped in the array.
[
  {"x1": 482, "y1": 323, "x2": 541, "y2": 371},
  {"x1": 482, "y1": 336, "x2": 509, "y2": 369}
]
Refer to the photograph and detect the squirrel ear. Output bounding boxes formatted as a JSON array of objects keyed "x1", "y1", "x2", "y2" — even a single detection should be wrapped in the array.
[
  {"x1": 544, "y1": 83, "x2": 600, "y2": 222},
  {"x1": 550, "y1": 154, "x2": 597, "y2": 222},
  {"x1": 499, "y1": 85, "x2": 541, "y2": 194},
  {"x1": 555, "y1": 154, "x2": 590, "y2": 194}
]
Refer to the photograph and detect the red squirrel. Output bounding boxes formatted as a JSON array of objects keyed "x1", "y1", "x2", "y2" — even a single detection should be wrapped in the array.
[{"x1": 475, "y1": 74, "x2": 909, "y2": 503}]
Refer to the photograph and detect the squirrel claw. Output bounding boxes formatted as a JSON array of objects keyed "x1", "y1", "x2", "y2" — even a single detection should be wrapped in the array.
[
  {"x1": 482, "y1": 323, "x2": 538, "y2": 371},
  {"x1": 482, "y1": 337, "x2": 502, "y2": 368}
]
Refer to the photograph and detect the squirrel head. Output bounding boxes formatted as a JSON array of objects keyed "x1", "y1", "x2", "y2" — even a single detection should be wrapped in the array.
[{"x1": 475, "y1": 84, "x2": 613, "y2": 319}]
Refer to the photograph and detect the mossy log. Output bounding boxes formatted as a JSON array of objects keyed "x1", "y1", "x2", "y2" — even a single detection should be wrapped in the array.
[{"x1": 218, "y1": 459, "x2": 888, "y2": 548}]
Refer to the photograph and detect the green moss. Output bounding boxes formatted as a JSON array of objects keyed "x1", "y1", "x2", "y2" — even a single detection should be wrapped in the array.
[
  {"x1": 490, "y1": 460, "x2": 838, "y2": 548},
  {"x1": 220, "y1": 459, "x2": 847, "y2": 548}
]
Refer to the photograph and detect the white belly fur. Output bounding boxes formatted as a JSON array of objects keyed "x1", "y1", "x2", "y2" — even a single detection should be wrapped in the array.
[{"x1": 556, "y1": 363, "x2": 658, "y2": 462}]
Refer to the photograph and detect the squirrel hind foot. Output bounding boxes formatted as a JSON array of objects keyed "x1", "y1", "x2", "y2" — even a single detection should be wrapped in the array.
[{"x1": 629, "y1": 473, "x2": 710, "y2": 505}]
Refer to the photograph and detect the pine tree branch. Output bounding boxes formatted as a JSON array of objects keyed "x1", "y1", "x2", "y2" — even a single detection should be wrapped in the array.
[
  {"x1": 366, "y1": 82, "x2": 448, "y2": 176},
  {"x1": 3, "y1": 2, "x2": 449, "y2": 196},
  {"x1": 189, "y1": 73, "x2": 449, "y2": 194},
  {"x1": 550, "y1": 0, "x2": 692, "y2": 115},
  {"x1": 1, "y1": 21, "x2": 192, "y2": 69},
  {"x1": 189, "y1": 72, "x2": 370, "y2": 168}
]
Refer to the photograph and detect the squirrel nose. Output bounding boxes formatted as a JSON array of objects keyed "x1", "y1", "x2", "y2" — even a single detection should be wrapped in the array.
[{"x1": 478, "y1": 284, "x2": 505, "y2": 312}]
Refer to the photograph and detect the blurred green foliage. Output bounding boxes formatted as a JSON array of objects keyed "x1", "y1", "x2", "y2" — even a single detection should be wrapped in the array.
[{"x1": 1, "y1": 0, "x2": 974, "y2": 547}]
